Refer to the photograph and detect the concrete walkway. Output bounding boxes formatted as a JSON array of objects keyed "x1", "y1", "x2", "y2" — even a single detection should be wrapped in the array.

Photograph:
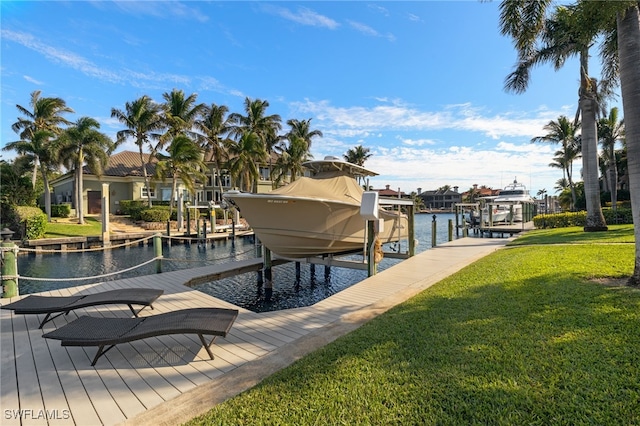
[{"x1": 1, "y1": 236, "x2": 512, "y2": 426}]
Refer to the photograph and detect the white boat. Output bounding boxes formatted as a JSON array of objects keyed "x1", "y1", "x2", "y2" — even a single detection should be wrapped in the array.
[
  {"x1": 484, "y1": 179, "x2": 534, "y2": 223},
  {"x1": 222, "y1": 156, "x2": 408, "y2": 258}
]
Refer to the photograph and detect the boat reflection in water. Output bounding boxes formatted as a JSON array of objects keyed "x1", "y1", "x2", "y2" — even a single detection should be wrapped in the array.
[{"x1": 223, "y1": 156, "x2": 408, "y2": 258}]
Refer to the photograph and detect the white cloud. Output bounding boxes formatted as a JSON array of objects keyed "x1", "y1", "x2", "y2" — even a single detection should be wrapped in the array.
[
  {"x1": 266, "y1": 6, "x2": 339, "y2": 29},
  {"x1": 347, "y1": 20, "x2": 396, "y2": 42},
  {"x1": 109, "y1": 1, "x2": 209, "y2": 23},
  {"x1": 23, "y1": 75, "x2": 43, "y2": 85}
]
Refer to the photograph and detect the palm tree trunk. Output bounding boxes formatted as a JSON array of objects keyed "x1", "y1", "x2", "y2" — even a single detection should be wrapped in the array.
[
  {"x1": 618, "y1": 5, "x2": 640, "y2": 285},
  {"x1": 578, "y1": 49, "x2": 607, "y2": 231},
  {"x1": 41, "y1": 165, "x2": 52, "y2": 222},
  {"x1": 77, "y1": 150, "x2": 85, "y2": 225},
  {"x1": 32, "y1": 156, "x2": 39, "y2": 188},
  {"x1": 581, "y1": 94, "x2": 607, "y2": 231},
  {"x1": 138, "y1": 146, "x2": 153, "y2": 208}
]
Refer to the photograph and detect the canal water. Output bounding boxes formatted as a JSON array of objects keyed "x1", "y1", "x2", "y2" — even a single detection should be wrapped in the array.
[{"x1": 16, "y1": 213, "x2": 461, "y2": 312}]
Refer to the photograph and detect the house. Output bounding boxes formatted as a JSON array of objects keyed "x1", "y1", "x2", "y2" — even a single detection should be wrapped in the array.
[
  {"x1": 374, "y1": 184, "x2": 406, "y2": 198},
  {"x1": 50, "y1": 150, "x2": 278, "y2": 216},
  {"x1": 419, "y1": 187, "x2": 463, "y2": 211}
]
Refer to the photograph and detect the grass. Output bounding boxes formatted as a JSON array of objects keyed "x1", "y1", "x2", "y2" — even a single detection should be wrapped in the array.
[
  {"x1": 187, "y1": 226, "x2": 640, "y2": 426},
  {"x1": 44, "y1": 216, "x2": 103, "y2": 238}
]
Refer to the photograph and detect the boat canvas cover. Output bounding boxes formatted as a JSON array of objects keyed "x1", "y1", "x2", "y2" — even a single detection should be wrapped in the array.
[{"x1": 267, "y1": 172, "x2": 364, "y2": 205}]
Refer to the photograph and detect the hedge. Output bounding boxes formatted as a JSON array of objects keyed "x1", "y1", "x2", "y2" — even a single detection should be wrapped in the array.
[
  {"x1": 533, "y1": 208, "x2": 633, "y2": 229},
  {"x1": 51, "y1": 204, "x2": 71, "y2": 218},
  {"x1": 139, "y1": 207, "x2": 171, "y2": 223}
]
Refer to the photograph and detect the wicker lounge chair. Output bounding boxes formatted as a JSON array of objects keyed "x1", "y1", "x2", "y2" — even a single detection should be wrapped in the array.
[
  {"x1": 1, "y1": 288, "x2": 163, "y2": 328},
  {"x1": 42, "y1": 307, "x2": 239, "y2": 366}
]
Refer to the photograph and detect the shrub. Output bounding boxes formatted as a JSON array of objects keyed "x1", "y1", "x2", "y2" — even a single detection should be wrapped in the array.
[
  {"x1": 534, "y1": 208, "x2": 633, "y2": 229},
  {"x1": 51, "y1": 204, "x2": 71, "y2": 218},
  {"x1": 139, "y1": 207, "x2": 170, "y2": 223},
  {"x1": 5, "y1": 206, "x2": 48, "y2": 240},
  {"x1": 119, "y1": 200, "x2": 148, "y2": 220}
]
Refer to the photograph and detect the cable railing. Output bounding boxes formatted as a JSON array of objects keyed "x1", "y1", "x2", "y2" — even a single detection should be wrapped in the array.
[{"x1": 2, "y1": 233, "x2": 258, "y2": 290}]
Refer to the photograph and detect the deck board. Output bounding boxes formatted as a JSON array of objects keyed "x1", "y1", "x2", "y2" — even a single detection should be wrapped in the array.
[{"x1": 1, "y1": 236, "x2": 510, "y2": 425}]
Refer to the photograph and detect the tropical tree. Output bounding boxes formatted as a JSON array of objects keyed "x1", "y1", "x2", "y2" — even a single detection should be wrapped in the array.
[
  {"x1": 111, "y1": 95, "x2": 164, "y2": 207},
  {"x1": 285, "y1": 118, "x2": 323, "y2": 151},
  {"x1": 501, "y1": 1, "x2": 607, "y2": 230},
  {"x1": 616, "y1": 5, "x2": 640, "y2": 285},
  {"x1": 57, "y1": 117, "x2": 114, "y2": 224},
  {"x1": 8, "y1": 90, "x2": 74, "y2": 189},
  {"x1": 195, "y1": 103, "x2": 234, "y2": 201},
  {"x1": 230, "y1": 97, "x2": 282, "y2": 155},
  {"x1": 0, "y1": 159, "x2": 36, "y2": 207},
  {"x1": 154, "y1": 135, "x2": 206, "y2": 216},
  {"x1": 227, "y1": 132, "x2": 267, "y2": 192},
  {"x1": 531, "y1": 116, "x2": 580, "y2": 209},
  {"x1": 4, "y1": 130, "x2": 60, "y2": 220},
  {"x1": 598, "y1": 107, "x2": 625, "y2": 213},
  {"x1": 160, "y1": 88, "x2": 206, "y2": 146},
  {"x1": 271, "y1": 136, "x2": 312, "y2": 187},
  {"x1": 344, "y1": 145, "x2": 372, "y2": 166}
]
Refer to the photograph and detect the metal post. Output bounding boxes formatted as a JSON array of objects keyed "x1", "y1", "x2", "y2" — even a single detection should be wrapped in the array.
[
  {"x1": 1, "y1": 228, "x2": 18, "y2": 298},
  {"x1": 153, "y1": 233, "x2": 162, "y2": 273},
  {"x1": 263, "y1": 246, "x2": 272, "y2": 301},
  {"x1": 256, "y1": 238, "x2": 263, "y2": 287},
  {"x1": 431, "y1": 215, "x2": 437, "y2": 247}
]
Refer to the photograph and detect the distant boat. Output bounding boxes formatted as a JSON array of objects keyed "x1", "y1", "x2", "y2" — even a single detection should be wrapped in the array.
[
  {"x1": 223, "y1": 156, "x2": 408, "y2": 258},
  {"x1": 483, "y1": 179, "x2": 534, "y2": 223}
]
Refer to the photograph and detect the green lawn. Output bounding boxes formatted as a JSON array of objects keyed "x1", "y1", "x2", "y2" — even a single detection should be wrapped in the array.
[
  {"x1": 187, "y1": 227, "x2": 640, "y2": 425},
  {"x1": 44, "y1": 217, "x2": 103, "y2": 238}
]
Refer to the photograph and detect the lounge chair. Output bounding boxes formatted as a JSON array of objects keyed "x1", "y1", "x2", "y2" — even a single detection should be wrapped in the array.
[
  {"x1": 1, "y1": 288, "x2": 163, "y2": 328},
  {"x1": 42, "y1": 307, "x2": 239, "y2": 366}
]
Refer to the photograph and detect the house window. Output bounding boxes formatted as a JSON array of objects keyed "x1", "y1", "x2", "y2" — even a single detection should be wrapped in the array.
[
  {"x1": 259, "y1": 167, "x2": 270, "y2": 181},
  {"x1": 141, "y1": 186, "x2": 156, "y2": 199}
]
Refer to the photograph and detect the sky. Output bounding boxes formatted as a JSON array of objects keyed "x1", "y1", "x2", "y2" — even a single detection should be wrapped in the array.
[{"x1": 0, "y1": 0, "x2": 617, "y2": 198}]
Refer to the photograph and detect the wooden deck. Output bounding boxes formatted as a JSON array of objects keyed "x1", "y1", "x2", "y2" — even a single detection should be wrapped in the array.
[{"x1": 1, "y1": 237, "x2": 512, "y2": 425}]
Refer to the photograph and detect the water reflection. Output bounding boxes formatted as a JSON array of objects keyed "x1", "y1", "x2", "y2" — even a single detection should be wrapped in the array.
[{"x1": 17, "y1": 213, "x2": 459, "y2": 312}]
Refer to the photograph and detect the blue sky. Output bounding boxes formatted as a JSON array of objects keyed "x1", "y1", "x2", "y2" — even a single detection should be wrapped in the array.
[{"x1": 1, "y1": 1, "x2": 612, "y2": 197}]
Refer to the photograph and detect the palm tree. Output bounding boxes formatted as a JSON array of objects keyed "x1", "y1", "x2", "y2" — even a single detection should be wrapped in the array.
[
  {"x1": 160, "y1": 88, "x2": 206, "y2": 146},
  {"x1": 616, "y1": 5, "x2": 640, "y2": 285},
  {"x1": 344, "y1": 145, "x2": 372, "y2": 166},
  {"x1": 598, "y1": 107, "x2": 625, "y2": 213},
  {"x1": 271, "y1": 136, "x2": 311, "y2": 187},
  {"x1": 195, "y1": 103, "x2": 234, "y2": 201},
  {"x1": 5, "y1": 130, "x2": 59, "y2": 220},
  {"x1": 501, "y1": 2, "x2": 607, "y2": 231},
  {"x1": 57, "y1": 117, "x2": 114, "y2": 224},
  {"x1": 111, "y1": 95, "x2": 163, "y2": 207},
  {"x1": 229, "y1": 97, "x2": 282, "y2": 156},
  {"x1": 227, "y1": 132, "x2": 267, "y2": 192},
  {"x1": 154, "y1": 135, "x2": 206, "y2": 216},
  {"x1": 8, "y1": 90, "x2": 74, "y2": 189},
  {"x1": 285, "y1": 118, "x2": 323, "y2": 151},
  {"x1": 532, "y1": 116, "x2": 580, "y2": 210}
]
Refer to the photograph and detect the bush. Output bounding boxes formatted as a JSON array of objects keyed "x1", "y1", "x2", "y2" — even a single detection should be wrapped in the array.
[
  {"x1": 119, "y1": 200, "x2": 148, "y2": 220},
  {"x1": 534, "y1": 208, "x2": 634, "y2": 229},
  {"x1": 139, "y1": 207, "x2": 170, "y2": 223},
  {"x1": 51, "y1": 204, "x2": 71, "y2": 218},
  {"x1": 4, "y1": 206, "x2": 48, "y2": 240}
]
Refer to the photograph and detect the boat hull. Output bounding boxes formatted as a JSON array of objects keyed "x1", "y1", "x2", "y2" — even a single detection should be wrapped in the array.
[{"x1": 226, "y1": 194, "x2": 407, "y2": 258}]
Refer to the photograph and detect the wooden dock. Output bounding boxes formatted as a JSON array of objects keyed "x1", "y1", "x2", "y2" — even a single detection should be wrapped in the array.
[{"x1": 1, "y1": 237, "x2": 512, "y2": 425}]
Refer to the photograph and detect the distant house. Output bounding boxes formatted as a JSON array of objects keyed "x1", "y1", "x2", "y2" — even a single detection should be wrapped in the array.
[
  {"x1": 374, "y1": 184, "x2": 406, "y2": 198},
  {"x1": 419, "y1": 187, "x2": 462, "y2": 210},
  {"x1": 50, "y1": 150, "x2": 278, "y2": 215}
]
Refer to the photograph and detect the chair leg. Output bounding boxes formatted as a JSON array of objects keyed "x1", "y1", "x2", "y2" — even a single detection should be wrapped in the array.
[
  {"x1": 91, "y1": 344, "x2": 116, "y2": 366},
  {"x1": 198, "y1": 334, "x2": 217, "y2": 360}
]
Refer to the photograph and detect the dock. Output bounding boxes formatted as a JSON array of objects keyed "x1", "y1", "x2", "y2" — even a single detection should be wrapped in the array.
[{"x1": 1, "y1": 236, "x2": 512, "y2": 426}]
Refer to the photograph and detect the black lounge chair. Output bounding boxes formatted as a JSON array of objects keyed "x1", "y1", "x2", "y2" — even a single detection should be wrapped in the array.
[
  {"x1": 1, "y1": 288, "x2": 163, "y2": 328},
  {"x1": 42, "y1": 307, "x2": 239, "y2": 366}
]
